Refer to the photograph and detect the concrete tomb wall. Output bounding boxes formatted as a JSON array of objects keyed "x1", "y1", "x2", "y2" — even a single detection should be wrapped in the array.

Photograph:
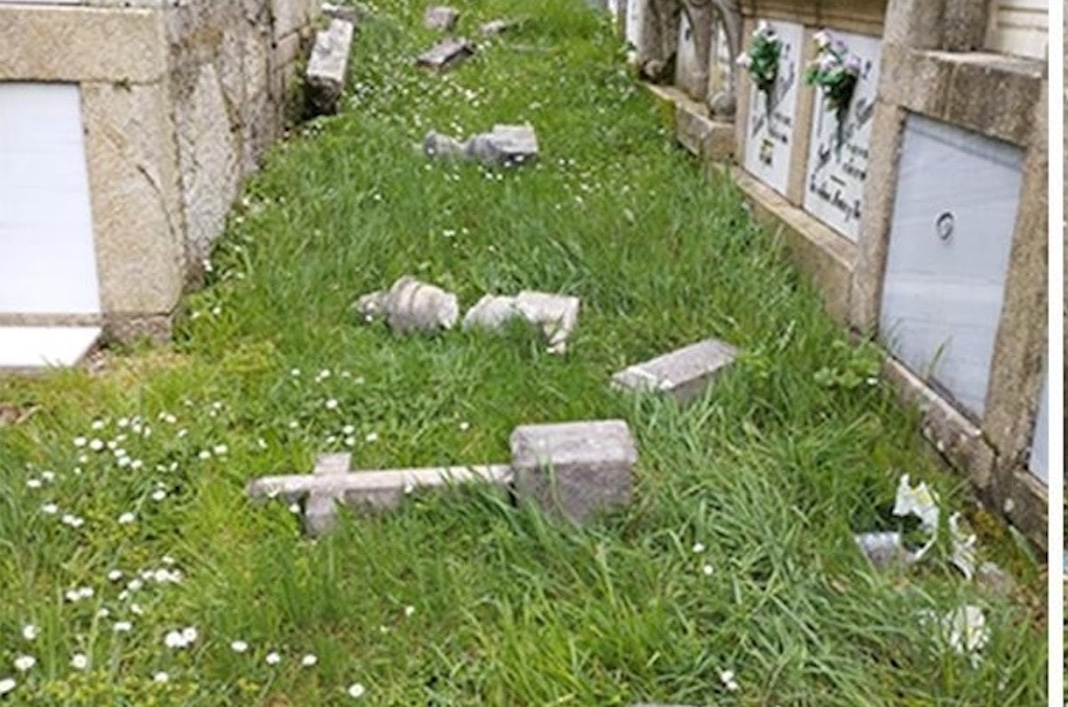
[{"x1": 0, "y1": 0, "x2": 320, "y2": 342}]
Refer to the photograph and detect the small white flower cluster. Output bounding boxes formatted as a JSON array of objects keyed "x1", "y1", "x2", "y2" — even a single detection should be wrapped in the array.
[{"x1": 163, "y1": 626, "x2": 198, "y2": 649}]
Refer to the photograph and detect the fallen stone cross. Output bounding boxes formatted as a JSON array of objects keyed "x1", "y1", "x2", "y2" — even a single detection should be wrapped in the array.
[
  {"x1": 423, "y1": 5, "x2": 460, "y2": 30},
  {"x1": 611, "y1": 337, "x2": 738, "y2": 404},
  {"x1": 321, "y1": 2, "x2": 364, "y2": 25},
  {"x1": 416, "y1": 38, "x2": 476, "y2": 72},
  {"x1": 462, "y1": 290, "x2": 579, "y2": 353},
  {"x1": 306, "y1": 18, "x2": 356, "y2": 116},
  {"x1": 423, "y1": 124, "x2": 538, "y2": 167},
  {"x1": 247, "y1": 420, "x2": 637, "y2": 535}
]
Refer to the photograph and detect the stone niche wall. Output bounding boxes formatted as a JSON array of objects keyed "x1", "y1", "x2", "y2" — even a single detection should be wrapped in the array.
[
  {"x1": 0, "y1": 0, "x2": 319, "y2": 339},
  {"x1": 613, "y1": 0, "x2": 1050, "y2": 548}
]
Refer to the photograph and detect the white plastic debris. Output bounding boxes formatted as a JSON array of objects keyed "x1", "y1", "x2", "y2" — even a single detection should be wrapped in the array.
[
  {"x1": 353, "y1": 277, "x2": 459, "y2": 334},
  {"x1": 891, "y1": 474, "x2": 939, "y2": 562},
  {"x1": 918, "y1": 604, "x2": 990, "y2": 668}
]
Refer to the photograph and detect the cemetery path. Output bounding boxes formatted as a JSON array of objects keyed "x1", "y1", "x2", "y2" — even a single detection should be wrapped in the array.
[{"x1": 0, "y1": 0, "x2": 1046, "y2": 704}]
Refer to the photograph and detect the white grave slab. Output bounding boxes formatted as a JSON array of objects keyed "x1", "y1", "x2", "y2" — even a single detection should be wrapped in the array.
[
  {"x1": 0, "y1": 83, "x2": 101, "y2": 316},
  {"x1": 742, "y1": 20, "x2": 804, "y2": 197},
  {"x1": 803, "y1": 32, "x2": 881, "y2": 241},
  {"x1": 0, "y1": 326, "x2": 100, "y2": 370},
  {"x1": 880, "y1": 115, "x2": 1023, "y2": 418},
  {"x1": 1028, "y1": 370, "x2": 1048, "y2": 485}
]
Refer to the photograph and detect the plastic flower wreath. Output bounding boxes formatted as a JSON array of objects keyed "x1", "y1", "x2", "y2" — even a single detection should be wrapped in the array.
[{"x1": 736, "y1": 21, "x2": 782, "y2": 120}]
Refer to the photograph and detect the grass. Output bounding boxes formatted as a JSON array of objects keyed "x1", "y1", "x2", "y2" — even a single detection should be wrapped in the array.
[{"x1": 0, "y1": 0, "x2": 1047, "y2": 704}]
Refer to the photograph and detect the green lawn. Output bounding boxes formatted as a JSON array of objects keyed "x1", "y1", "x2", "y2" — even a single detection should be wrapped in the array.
[{"x1": 0, "y1": 0, "x2": 1046, "y2": 704}]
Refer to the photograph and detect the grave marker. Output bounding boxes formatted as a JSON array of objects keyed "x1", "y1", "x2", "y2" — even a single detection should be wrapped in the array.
[
  {"x1": 742, "y1": 20, "x2": 803, "y2": 198},
  {"x1": 802, "y1": 32, "x2": 881, "y2": 242},
  {"x1": 612, "y1": 337, "x2": 738, "y2": 404},
  {"x1": 306, "y1": 18, "x2": 355, "y2": 116},
  {"x1": 248, "y1": 421, "x2": 638, "y2": 533}
]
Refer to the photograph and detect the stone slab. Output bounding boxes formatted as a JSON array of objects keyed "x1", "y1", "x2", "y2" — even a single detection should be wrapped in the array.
[
  {"x1": 611, "y1": 338, "x2": 738, "y2": 405},
  {"x1": 416, "y1": 38, "x2": 476, "y2": 72},
  {"x1": 510, "y1": 420, "x2": 636, "y2": 523},
  {"x1": 424, "y1": 5, "x2": 459, "y2": 31},
  {"x1": 306, "y1": 18, "x2": 355, "y2": 115}
]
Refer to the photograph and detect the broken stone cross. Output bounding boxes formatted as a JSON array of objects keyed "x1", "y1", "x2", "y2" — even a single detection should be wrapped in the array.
[{"x1": 248, "y1": 420, "x2": 637, "y2": 536}]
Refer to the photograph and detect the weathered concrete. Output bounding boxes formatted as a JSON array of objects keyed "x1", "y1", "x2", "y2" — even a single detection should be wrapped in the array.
[
  {"x1": 424, "y1": 6, "x2": 459, "y2": 31},
  {"x1": 612, "y1": 337, "x2": 737, "y2": 404},
  {"x1": 306, "y1": 18, "x2": 355, "y2": 115},
  {"x1": 510, "y1": 420, "x2": 637, "y2": 523},
  {"x1": 417, "y1": 38, "x2": 475, "y2": 71}
]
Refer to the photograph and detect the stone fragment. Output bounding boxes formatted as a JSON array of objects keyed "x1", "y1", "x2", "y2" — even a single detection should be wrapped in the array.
[
  {"x1": 353, "y1": 276, "x2": 459, "y2": 334},
  {"x1": 424, "y1": 124, "x2": 538, "y2": 167},
  {"x1": 461, "y1": 295, "x2": 521, "y2": 331},
  {"x1": 416, "y1": 38, "x2": 475, "y2": 71},
  {"x1": 424, "y1": 5, "x2": 460, "y2": 31},
  {"x1": 510, "y1": 420, "x2": 637, "y2": 523},
  {"x1": 515, "y1": 290, "x2": 578, "y2": 354},
  {"x1": 306, "y1": 18, "x2": 355, "y2": 115},
  {"x1": 479, "y1": 19, "x2": 516, "y2": 36},
  {"x1": 461, "y1": 291, "x2": 577, "y2": 352},
  {"x1": 611, "y1": 338, "x2": 738, "y2": 405}
]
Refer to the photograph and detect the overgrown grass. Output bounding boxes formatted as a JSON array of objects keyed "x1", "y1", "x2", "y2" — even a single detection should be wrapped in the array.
[{"x1": 0, "y1": 0, "x2": 1046, "y2": 704}]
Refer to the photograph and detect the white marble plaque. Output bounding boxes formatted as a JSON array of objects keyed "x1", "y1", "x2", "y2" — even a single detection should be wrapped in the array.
[
  {"x1": 880, "y1": 115, "x2": 1023, "y2": 418},
  {"x1": 0, "y1": 83, "x2": 100, "y2": 315},
  {"x1": 802, "y1": 32, "x2": 881, "y2": 241},
  {"x1": 742, "y1": 20, "x2": 804, "y2": 197}
]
